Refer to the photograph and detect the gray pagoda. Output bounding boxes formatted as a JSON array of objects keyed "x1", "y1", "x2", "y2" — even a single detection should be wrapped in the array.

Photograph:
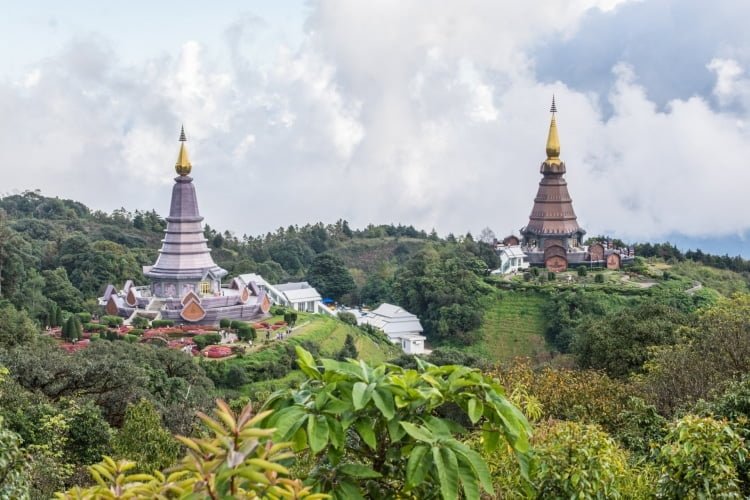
[{"x1": 101, "y1": 128, "x2": 270, "y2": 324}]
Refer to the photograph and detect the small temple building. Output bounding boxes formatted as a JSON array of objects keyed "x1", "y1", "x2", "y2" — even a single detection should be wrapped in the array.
[
  {"x1": 100, "y1": 128, "x2": 271, "y2": 325},
  {"x1": 501, "y1": 98, "x2": 633, "y2": 271}
]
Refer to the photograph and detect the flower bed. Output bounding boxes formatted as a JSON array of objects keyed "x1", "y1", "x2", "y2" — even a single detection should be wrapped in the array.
[{"x1": 203, "y1": 345, "x2": 233, "y2": 358}]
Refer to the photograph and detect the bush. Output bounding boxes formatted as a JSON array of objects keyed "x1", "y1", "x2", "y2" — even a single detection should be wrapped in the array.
[
  {"x1": 655, "y1": 415, "x2": 747, "y2": 498},
  {"x1": 151, "y1": 319, "x2": 175, "y2": 328},
  {"x1": 128, "y1": 329, "x2": 144, "y2": 337},
  {"x1": 547, "y1": 271, "x2": 556, "y2": 281},
  {"x1": 236, "y1": 325, "x2": 256, "y2": 342},
  {"x1": 101, "y1": 315, "x2": 124, "y2": 328},
  {"x1": 523, "y1": 272, "x2": 532, "y2": 282},
  {"x1": 229, "y1": 320, "x2": 242, "y2": 330},
  {"x1": 531, "y1": 267, "x2": 540, "y2": 277},
  {"x1": 84, "y1": 323, "x2": 107, "y2": 333},
  {"x1": 283, "y1": 311, "x2": 299, "y2": 327},
  {"x1": 595, "y1": 273, "x2": 605, "y2": 284},
  {"x1": 270, "y1": 305, "x2": 287, "y2": 316},
  {"x1": 123, "y1": 334, "x2": 138, "y2": 344},
  {"x1": 219, "y1": 318, "x2": 230, "y2": 329},
  {"x1": 577, "y1": 266, "x2": 588, "y2": 277},
  {"x1": 194, "y1": 333, "x2": 222, "y2": 351},
  {"x1": 76, "y1": 312, "x2": 92, "y2": 323},
  {"x1": 533, "y1": 421, "x2": 635, "y2": 498},
  {"x1": 337, "y1": 311, "x2": 358, "y2": 326},
  {"x1": 131, "y1": 316, "x2": 150, "y2": 329}
]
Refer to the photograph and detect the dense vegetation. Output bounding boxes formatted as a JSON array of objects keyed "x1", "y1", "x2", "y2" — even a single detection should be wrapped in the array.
[{"x1": 2, "y1": 191, "x2": 750, "y2": 497}]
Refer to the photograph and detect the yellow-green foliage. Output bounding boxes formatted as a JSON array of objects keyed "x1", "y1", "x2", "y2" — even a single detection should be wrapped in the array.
[
  {"x1": 55, "y1": 400, "x2": 327, "y2": 499},
  {"x1": 655, "y1": 415, "x2": 747, "y2": 499},
  {"x1": 491, "y1": 359, "x2": 633, "y2": 429},
  {"x1": 476, "y1": 420, "x2": 655, "y2": 499}
]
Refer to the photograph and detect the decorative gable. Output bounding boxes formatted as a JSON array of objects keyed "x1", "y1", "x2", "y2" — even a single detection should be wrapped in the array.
[
  {"x1": 181, "y1": 289, "x2": 202, "y2": 306},
  {"x1": 180, "y1": 299, "x2": 207, "y2": 322}
]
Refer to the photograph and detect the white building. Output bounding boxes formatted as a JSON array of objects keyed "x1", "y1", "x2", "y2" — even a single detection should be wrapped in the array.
[
  {"x1": 494, "y1": 245, "x2": 529, "y2": 274},
  {"x1": 235, "y1": 274, "x2": 333, "y2": 315},
  {"x1": 275, "y1": 282, "x2": 323, "y2": 312},
  {"x1": 358, "y1": 303, "x2": 427, "y2": 354}
]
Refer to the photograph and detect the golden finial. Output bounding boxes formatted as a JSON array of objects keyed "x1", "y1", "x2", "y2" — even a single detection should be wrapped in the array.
[
  {"x1": 175, "y1": 125, "x2": 192, "y2": 176},
  {"x1": 546, "y1": 95, "x2": 561, "y2": 164}
]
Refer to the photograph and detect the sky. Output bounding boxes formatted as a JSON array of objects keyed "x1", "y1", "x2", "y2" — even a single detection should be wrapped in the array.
[{"x1": 1, "y1": 0, "x2": 749, "y2": 255}]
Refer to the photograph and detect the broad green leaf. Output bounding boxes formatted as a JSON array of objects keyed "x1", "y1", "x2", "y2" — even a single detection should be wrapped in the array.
[
  {"x1": 406, "y1": 444, "x2": 430, "y2": 488},
  {"x1": 433, "y1": 446, "x2": 459, "y2": 500},
  {"x1": 295, "y1": 346, "x2": 321, "y2": 379},
  {"x1": 339, "y1": 463, "x2": 382, "y2": 479},
  {"x1": 326, "y1": 415, "x2": 345, "y2": 450},
  {"x1": 456, "y1": 456, "x2": 480, "y2": 500},
  {"x1": 372, "y1": 388, "x2": 395, "y2": 420},
  {"x1": 354, "y1": 418, "x2": 377, "y2": 450},
  {"x1": 400, "y1": 422, "x2": 435, "y2": 443},
  {"x1": 352, "y1": 382, "x2": 371, "y2": 410},
  {"x1": 333, "y1": 479, "x2": 366, "y2": 500},
  {"x1": 468, "y1": 398, "x2": 483, "y2": 424},
  {"x1": 452, "y1": 443, "x2": 494, "y2": 495},
  {"x1": 387, "y1": 417, "x2": 407, "y2": 442},
  {"x1": 271, "y1": 406, "x2": 307, "y2": 440},
  {"x1": 291, "y1": 426, "x2": 307, "y2": 451},
  {"x1": 321, "y1": 358, "x2": 366, "y2": 380},
  {"x1": 308, "y1": 414, "x2": 329, "y2": 453}
]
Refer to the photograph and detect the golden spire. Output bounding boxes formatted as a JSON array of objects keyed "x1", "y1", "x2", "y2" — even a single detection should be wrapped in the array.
[
  {"x1": 545, "y1": 95, "x2": 561, "y2": 164},
  {"x1": 175, "y1": 125, "x2": 192, "y2": 176}
]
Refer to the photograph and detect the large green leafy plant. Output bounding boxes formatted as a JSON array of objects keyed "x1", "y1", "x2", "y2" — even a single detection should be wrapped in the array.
[{"x1": 263, "y1": 347, "x2": 531, "y2": 499}]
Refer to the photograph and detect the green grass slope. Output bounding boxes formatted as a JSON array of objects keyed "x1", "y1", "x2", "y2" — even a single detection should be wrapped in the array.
[{"x1": 460, "y1": 290, "x2": 550, "y2": 364}]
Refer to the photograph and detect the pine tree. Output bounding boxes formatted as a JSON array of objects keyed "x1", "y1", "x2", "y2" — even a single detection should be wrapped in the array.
[
  {"x1": 62, "y1": 315, "x2": 81, "y2": 342},
  {"x1": 337, "y1": 334, "x2": 358, "y2": 361},
  {"x1": 54, "y1": 306, "x2": 63, "y2": 328}
]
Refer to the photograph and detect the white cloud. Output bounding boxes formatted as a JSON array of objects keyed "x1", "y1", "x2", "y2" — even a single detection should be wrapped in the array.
[{"x1": 0, "y1": 0, "x2": 748, "y2": 246}]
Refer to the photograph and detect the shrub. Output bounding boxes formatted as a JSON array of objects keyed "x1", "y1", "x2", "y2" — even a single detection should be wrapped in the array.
[
  {"x1": 194, "y1": 333, "x2": 222, "y2": 351},
  {"x1": 531, "y1": 267, "x2": 540, "y2": 277},
  {"x1": 337, "y1": 311, "x2": 358, "y2": 326},
  {"x1": 236, "y1": 325, "x2": 256, "y2": 342},
  {"x1": 130, "y1": 316, "x2": 150, "y2": 329},
  {"x1": 76, "y1": 312, "x2": 92, "y2": 323},
  {"x1": 83, "y1": 323, "x2": 107, "y2": 333},
  {"x1": 219, "y1": 318, "x2": 231, "y2": 329},
  {"x1": 547, "y1": 271, "x2": 556, "y2": 281},
  {"x1": 595, "y1": 273, "x2": 605, "y2": 284},
  {"x1": 533, "y1": 421, "x2": 635, "y2": 498},
  {"x1": 229, "y1": 320, "x2": 242, "y2": 330},
  {"x1": 655, "y1": 415, "x2": 747, "y2": 498},
  {"x1": 523, "y1": 272, "x2": 532, "y2": 282},
  {"x1": 577, "y1": 266, "x2": 588, "y2": 277},
  {"x1": 101, "y1": 315, "x2": 123, "y2": 328},
  {"x1": 123, "y1": 334, "x2": 138, "y2": 344},
  {"x1": 128, "y1": 329, "x2": 144, "y2": 337},
  {"x1": 270, "y1": 305, "x2": 287, "y2": 316},
  {"x1": 150, "y1": 319, "x2": 175, "y2": 328}
]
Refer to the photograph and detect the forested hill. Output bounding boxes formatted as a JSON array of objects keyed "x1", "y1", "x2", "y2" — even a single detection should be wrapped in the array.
[{"x1": 1, "y1": 190, "x2": 749, "y2": 341}]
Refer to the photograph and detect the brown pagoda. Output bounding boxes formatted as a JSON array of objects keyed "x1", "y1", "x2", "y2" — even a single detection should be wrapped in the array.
[{"x1": 520, "y1": 98, "x2": 586, "y2": 271}]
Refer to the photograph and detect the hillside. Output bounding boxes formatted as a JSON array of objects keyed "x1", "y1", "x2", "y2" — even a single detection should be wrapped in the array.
[{"x1": 201, "y1": 312, "x2": 401, "y2": 399}]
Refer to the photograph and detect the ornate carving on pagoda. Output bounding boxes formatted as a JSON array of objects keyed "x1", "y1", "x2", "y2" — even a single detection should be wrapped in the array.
[
  {"x1": 607, "y1": 253, "x2": 621, "y2": 270},
  {"x1": 181, "y1": 289, "x2": 201, "y2": 306},
  {"x1": 126, "y1": 287, "x2": 138, "y2": 307},
  {"x1": 180, "y1": 299, "x2": 207, "y2": 322}
]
